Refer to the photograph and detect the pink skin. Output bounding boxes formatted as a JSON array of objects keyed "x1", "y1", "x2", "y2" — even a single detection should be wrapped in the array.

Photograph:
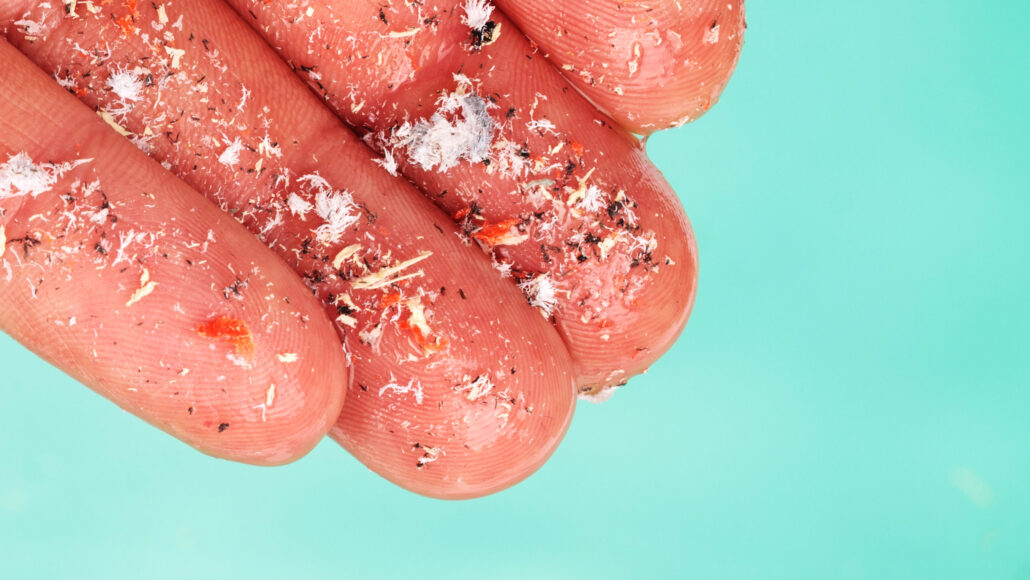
[
  {"x1": 1, "y1": 0, "x2": 743, "y2": 496},
  {"x1": 227, "y1": 0, "x2": 700, "y2": 392},
  {"x1": 496, "y1": 0, "x2": 746, "y2": 134},
  {"x1": 0, "y1": 40, "x2": 347, "y2": 466},
  {"x1": 2, "y1": 0, "x2": 576, "y2": 498}
]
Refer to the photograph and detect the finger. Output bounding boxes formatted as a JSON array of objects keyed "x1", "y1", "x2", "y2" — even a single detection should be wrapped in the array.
[
  {"x1": 0, "y1": 39, "x2": 347, "y2": 465},
  {"x1": 495, "y1": 0, "x2": 746, "y2": 134},
  {"x1": 226, "y1": 0, "x2": 699, "y2": 394},
  {"x1": 3, "y1": 0, "x2": 577, "y2": 497}
]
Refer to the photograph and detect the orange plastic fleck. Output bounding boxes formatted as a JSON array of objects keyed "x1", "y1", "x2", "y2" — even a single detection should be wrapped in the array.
[
  {"x1": 380, "y1": 292, "x2": 403, "y2": 309},
  {"x1": 115, "y1": 13, "x2": 135, "y2": 36},
  {"x1": 196, "y1": 316, "x2": 255, "y2": 359},
  {"x1": 398, "y1": 320, "x2": 449, "y2": 354},
  {"x1": 115, "y1": 0, "x2": 139, "y2": 37},
  {"x1": 472, "y1": 218, "x2": 521, "y2": 246}
]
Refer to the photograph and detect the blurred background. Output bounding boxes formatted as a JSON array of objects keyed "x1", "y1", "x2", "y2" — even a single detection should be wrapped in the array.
[{"x1": 2, "y1": 1, "x2": 1029, "y2": 578}]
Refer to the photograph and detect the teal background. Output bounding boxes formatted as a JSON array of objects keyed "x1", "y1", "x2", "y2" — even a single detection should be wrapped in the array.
[{"x1": 2, "y1": 1, "x2": 1029, "y2": 578}]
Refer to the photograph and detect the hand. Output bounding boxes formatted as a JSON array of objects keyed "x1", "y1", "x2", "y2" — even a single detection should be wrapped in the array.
[{"x1": 0, "y1": 0, "x2": 743, "y2": 498}]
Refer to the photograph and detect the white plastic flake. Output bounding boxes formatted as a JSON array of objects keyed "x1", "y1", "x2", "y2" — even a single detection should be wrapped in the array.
[{"x1": 0, "y1": 153, "x2": 91, "y2": 199}]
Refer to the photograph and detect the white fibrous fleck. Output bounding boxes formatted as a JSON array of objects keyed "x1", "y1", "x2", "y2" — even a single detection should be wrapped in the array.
[
  {"x1": 218, "y1": 137, "x2": 245, "y2": 167},
  {"x1": 257, "y1": 136, "x2": 282, "y2": 158},
  {"x1": 526, "y1": 118, "x2": 557, "y2": 135},
  {"x1": 14, "y1": 9, "x2": 52, "y2": 38},
  {"x1": 129, "y1": 132, "x2": 153, "y2": 154},
  {"x1": 53, "y1": 70, "x2": 78, "y2": 91},
  {"x1": 373, "y1": 149, "x2": 399, "y2": 176},
  {"x1": 112, "y1": 230, "x2": 155, "y2": 265},
  {"x1": 627, "y1": 231, "x2": 659, "y2": 257},
  {"x1": 462, "y1": 0, "x2": 494, "y2": 31},
  {"x1": 457, "y1": 375, "x2": 494, "y2": 401},
  {"x1": 106, "y1": 68, "x2": 146, "y2": 108},
  {"x1": 286, "y1": 193, "x2": 313, "y2": 217},
  {"x1": 297, "y1": 173, "x2": 359, "y2": 244},
  {"x1": 258, "y1": 209, "x2": 284, "y2": 236},
  {"x1": 238, "y1": 85, "x2": 251, "y2": 113},
  {"x1": 386, "y1": 77, "x2": 494, "y2": 172},
  {"x1": 0, "y1": 153, "x2": 91, "y2": 199},
  {"x1": 577, "y1": 184, "x2": 608, "y2": 213},
  {"x1": 491, "y1": 255, "x2": 514, "y2": 278},
  {"x1": 519, "y1": 273, "x2": 559, "y2": 318},
  {"x1": 379, "y1": 377, "x2": 425, "y2": 405},
  {"x1": 620, "y1": 202, "x2": 640, "y2": 228}
]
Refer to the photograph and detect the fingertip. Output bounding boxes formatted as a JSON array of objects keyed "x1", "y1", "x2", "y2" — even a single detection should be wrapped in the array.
[
  {"x1": 497, "y1": 0, "x2": 746, "y2": 134},
  {"x1": 331, "y1": 368, "x2": 577, "y2": 499}
]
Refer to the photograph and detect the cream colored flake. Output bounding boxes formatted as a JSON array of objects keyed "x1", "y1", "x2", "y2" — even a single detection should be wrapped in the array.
[
  {"x1": 157, "y1": 4, "x2": 168, "y2": 24},
  {"x1": 332, "y1": 243, "x2": 362, "y2": 270},
  {"x1": 126, "y1": 268, "x2": 157, "y2": 306},
  {"x1": 97, "y1": 111, "x2": 132, "y2": 136},
  {"x1": 598, "y1": 232, "x2": 621, "y2": 261},
  {"x1": 565, "y1": 167, "x2": 597, "y2": 207},
  {"x1": 0, "y1": 225, "x2": 6, "y2": 259},
  {"x1": 387, "y1": 28, "x2": 421, "y2": 38},
  {"x1": 351, "y1": 251, "x2": 432, "y2": 290},
  {"x1": 164, "y1": 46, "x2": 185, "y2": 68},
  {"x1": 337, "y1": 293, "x2": 362, "y2": 312},
  {"x1": 404, "y1": 298, "x2": 432, "y2": 337},
  {"x1": 277, "y1": 352, "x2": 299, "y2": 363}
]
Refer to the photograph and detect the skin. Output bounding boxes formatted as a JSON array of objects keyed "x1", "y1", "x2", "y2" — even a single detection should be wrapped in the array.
[
  {"x1": 495, "y1": 0, "x2": 746, "y2": 134},
  {"x1": 226, "y1": 0, "x2": 705, "y2": 391},
  {"x1": 0, "y1": 0, "x2": 743, "y2": 498},
  {"x1": 0, "y1": 40, "x2": 347, "y2": 466}
]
